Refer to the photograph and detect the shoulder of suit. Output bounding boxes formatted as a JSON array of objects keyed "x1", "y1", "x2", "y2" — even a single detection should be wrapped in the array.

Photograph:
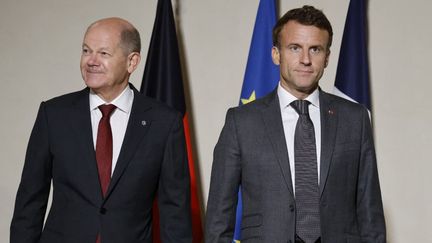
[
  {"x1": 132, "y1": 90, "x2": 181, "y2": 116},
  {"x1": 228, "y1": 90, "x2": 276, "y2": 113},
  {"x1": 42, "y1": 88, "x2": 89, "y2": 107},
  {"x1": 320, "y1": 90, "x2": 369, "y2": 114}
]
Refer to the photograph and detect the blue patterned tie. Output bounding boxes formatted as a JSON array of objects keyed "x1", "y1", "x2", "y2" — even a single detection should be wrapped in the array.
[{"x1": 291, "y1": 100, "x2": 320, "y2": 243}]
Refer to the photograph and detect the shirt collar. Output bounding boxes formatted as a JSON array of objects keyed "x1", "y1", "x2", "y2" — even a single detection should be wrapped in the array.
[
  {"x1": 277, "y1": 82, "x2": 320, "y2": 110},
  {"x1": 89, "y1": 85, "x2": 134, "y2": 114}
]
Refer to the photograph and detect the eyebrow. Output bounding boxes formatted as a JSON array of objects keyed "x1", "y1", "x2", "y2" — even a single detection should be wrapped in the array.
[
  {"x1": 310, "y1": 45, "x2": 325, "y2": 49},
  {"x1": 81, "y1": 44, "x2": 112, "y2": 52},
  {"x1": 286, "y1": 43, "x2": 326, "y2": 50}
]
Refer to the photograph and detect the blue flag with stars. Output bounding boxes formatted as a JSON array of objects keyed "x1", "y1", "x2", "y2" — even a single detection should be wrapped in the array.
[
  {"x1": 234, "y1": 0, "x2": 279, "y2": 242},
  {"x1": 334, "y1": 0, "x2": 371, "y2": 111}
]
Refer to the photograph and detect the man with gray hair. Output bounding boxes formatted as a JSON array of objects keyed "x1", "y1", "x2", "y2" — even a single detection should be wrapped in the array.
[{"x1": 11, "y1": 17, "x2": 192, "y2": 243}]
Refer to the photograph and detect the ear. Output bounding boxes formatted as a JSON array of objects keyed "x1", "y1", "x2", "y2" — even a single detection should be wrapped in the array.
[
  {"x1": 324, "y1": 49, "x2": 331, "y2": 68},
  {"x1": 127, "y1": 52, "x2": 141, "y2": 73},
  {"x1": 271, "y1": 46, "x2": 281, "y2": 65}
]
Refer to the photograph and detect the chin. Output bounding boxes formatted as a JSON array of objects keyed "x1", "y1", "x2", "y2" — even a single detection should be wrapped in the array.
[
  {"x1": 296, "y1": 83, "x2": 318, "y2": 94},
  {"x1": 296, "y1": 81, "x2": 315, "y2": 88},
  {"x1": 84, "y1": 79, "x2": 107, "y2": 90}
]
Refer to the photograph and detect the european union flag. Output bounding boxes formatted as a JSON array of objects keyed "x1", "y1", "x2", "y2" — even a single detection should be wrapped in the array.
[
  {"x1": 334, "y1": 0, "x2": 371, "y2": 111},
  {"x1": 234, "y1": 0, "x2": 279, "y2": 242},
  {"x1": 239, "y1": 0, "x2": 279, "y2": 106}
]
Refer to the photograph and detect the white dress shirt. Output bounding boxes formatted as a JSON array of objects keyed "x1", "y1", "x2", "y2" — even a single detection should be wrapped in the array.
[
  {"x1": 277, "y1": 83, "x2": 321, "y2": 193},
  {"x1": 90, "y1": 86, "x2": 134, "y2": 175}
]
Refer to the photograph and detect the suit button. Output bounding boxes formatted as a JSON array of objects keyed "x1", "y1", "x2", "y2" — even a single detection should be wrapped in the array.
[
  {"x1": 100, "y1": 207, "x2": 107, "y2": 215},
  {"x1": 289, "y1": 204, "x2": 294, "y2": 212}
]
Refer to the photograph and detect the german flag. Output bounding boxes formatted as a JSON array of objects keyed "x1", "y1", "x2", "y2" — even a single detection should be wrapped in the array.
[{"x1": 140, "y1": 0, "x2": 203, "y2": 242}]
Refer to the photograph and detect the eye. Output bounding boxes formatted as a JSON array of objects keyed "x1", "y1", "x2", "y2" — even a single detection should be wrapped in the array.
[
  {"x1": 310, "y1": 47, "x2": 321, "y2": 54},
  {"x1": 100, "y1": 51, "x2": 111, "y2": 57},
  {"x1": 289, "y1": 45, "x2": 300, "y2": 53},
  {"x1": 82, "y1": 48, "x2": 90, "y2": 55}
]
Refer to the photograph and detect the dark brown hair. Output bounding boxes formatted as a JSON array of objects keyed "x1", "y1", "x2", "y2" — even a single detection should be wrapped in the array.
[{"x1": 272, "y1": 5, "x2": 333, "y2": 48}]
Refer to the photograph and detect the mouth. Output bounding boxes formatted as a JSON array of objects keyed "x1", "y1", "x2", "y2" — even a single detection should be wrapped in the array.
[
  {"x1": 295, "y1": 70, "x2": 314, "y2": 76},
  {"x1": 85, "y1": 70, "x2": 104, "y2": 74},
  {"x1": 295, "y1": 69, "x2": 313, "y2": 73}
]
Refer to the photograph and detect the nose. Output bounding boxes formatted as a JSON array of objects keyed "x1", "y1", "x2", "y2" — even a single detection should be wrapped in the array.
[
  {"x1": 300, "y1": 50, "x2": 311, "y2": 66},
  {"x1": 86, "y1": 53, "x2": 99, "y2": 66}
]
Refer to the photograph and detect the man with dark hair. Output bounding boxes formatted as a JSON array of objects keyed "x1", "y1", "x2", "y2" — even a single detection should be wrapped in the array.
[
  {"x1": 11, "y1": 17, "x2": 192, "y2": 243},
  {"x1": 205, "y1": 6, "x2": 385, "y2": 243},
  {"x1": 272, "y1": 5, "x2": 333, "y2": 49}
]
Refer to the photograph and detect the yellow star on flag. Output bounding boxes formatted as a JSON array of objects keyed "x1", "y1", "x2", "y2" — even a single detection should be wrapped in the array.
[{"x1": 241, "y1": 91, "x2": 256, "y2": 105}]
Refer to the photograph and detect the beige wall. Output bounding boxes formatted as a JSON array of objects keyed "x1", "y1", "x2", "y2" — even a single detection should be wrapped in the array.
[{"x1": 1, "y1": 0, "x2": 431, "y2": 242}]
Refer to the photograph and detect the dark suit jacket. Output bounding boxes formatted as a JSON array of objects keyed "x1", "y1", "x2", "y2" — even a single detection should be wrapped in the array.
[
  {"x1": 11, "y1": 85, "x2": 192, "y2": 243},
  {"x1": 205, "y1": 89, "x2": 386, "y2": 243}
]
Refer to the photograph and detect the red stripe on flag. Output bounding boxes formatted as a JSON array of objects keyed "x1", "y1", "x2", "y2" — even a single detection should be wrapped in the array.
[{"x1": 183, "y1": 113, "x2": 203, "y2": 243}]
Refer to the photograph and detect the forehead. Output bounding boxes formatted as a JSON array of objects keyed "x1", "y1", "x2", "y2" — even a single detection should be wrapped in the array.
[
  {"x1": 83, "y1": 24, "x2": 122, "y2": 49},
  {"x1": 280, "y1": 21, "x2": 329, "y2": 47}
]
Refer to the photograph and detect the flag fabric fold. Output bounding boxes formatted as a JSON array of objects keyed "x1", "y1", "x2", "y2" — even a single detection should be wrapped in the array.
[
  {"x1": 234, "y1": 0, "x2": 279, "y2": 242},
  {"x1": 334, "y1": 0, "x2": 371, "y2": 110},
  {"x1": 141, "y1": 0, "x2": 185, "y2": 114},
  {"x1": 240, "y1": 0, "x2": 279, "y2": 102},
  {"x1": 140, "y1": 0, "x2": 203, "y2": 242}
]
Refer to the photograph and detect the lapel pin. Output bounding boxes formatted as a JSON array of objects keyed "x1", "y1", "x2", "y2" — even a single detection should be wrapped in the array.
[
  {"x1": 328, "y1": 109, "x2": 334, "y2": 115},
  {"x1": 141, "y1": 120, "x2": 147, "y2": 126}
]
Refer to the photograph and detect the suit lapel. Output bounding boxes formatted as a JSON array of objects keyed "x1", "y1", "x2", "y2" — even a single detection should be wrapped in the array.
[
  {"x1": 69, "y1": 88, "x2": 102, "y2": 203},
  {"x1": 105, "y1": 89, "x2": 152, "y2": 198},
  {"x1": 261, "y1": 91, "x2": 294, "y2": 197},
  {"x1": 319, "y1": 91, "x2": 338, "y2": 197}
]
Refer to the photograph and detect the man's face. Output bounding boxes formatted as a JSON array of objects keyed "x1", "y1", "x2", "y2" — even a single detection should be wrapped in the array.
[
  {"x1": 80, "y1": 24, "x2": 130, "y2": 98},
  {"x1": 272, "y1": 21, "x2": 330, "y2": 99}
]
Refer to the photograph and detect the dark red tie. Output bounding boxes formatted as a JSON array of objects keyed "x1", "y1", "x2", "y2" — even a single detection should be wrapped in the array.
[
  {"x1": 95, "y1": 104, "x2": 116, "y2": 243},
  {"x1": 96, "y1": 104, "x2": 116, "y2": 196}
]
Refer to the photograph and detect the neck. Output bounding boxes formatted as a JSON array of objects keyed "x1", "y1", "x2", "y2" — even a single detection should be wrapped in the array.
[
  {"x1": 280, "y1": 82, "x2": 318, "y2": 100},
  {"x1": 92, "y1": 82, "x2": 129, "y2": 103}
]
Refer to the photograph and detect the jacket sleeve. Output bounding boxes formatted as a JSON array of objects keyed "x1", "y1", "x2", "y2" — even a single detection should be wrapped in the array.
[
  {"x1": 158, "y1": 112, "x2": 193, "y2": 243},
  {"x1": 10, "y1": 102, "x2": 52, "y2": 243},
  {"x1": 357, "y1": 107, "x2": 386, "y2": 242},
  {"x1": 205, "y1": 108, "x2": 242, "y2": 243}
]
